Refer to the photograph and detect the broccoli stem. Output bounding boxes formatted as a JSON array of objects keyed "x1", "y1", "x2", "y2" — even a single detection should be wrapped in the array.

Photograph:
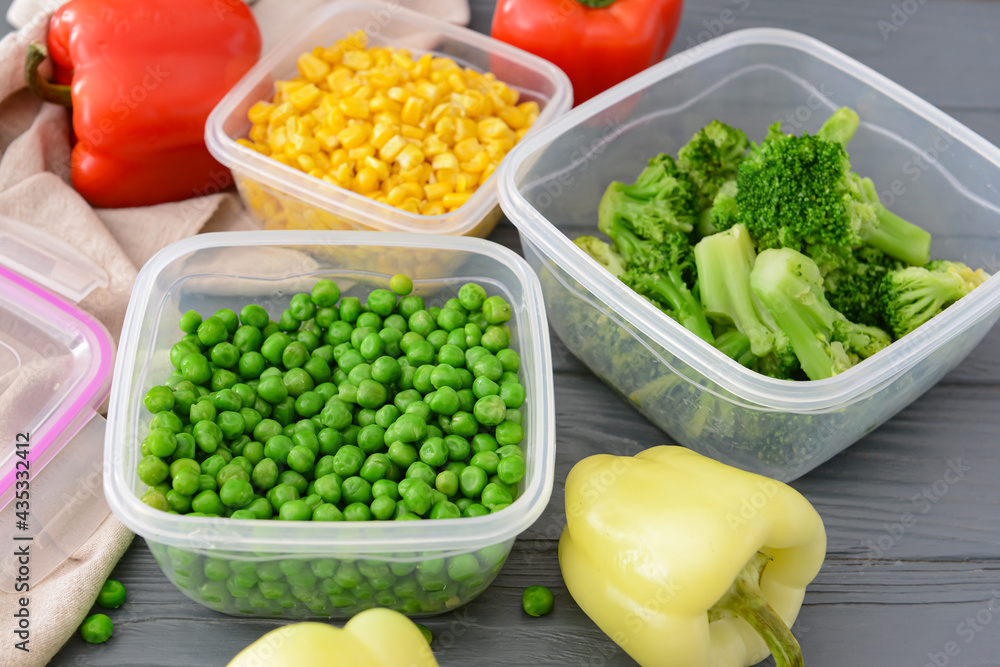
[
  {"x1": 816, "y1": 107, "x2": 860, "y2": 148},
  {"x1": 628, "y1": 270, "x2": 716, "y2": 344},
  {"x1": 856, "y1": 176, "x2": 932, "y2": 266}
]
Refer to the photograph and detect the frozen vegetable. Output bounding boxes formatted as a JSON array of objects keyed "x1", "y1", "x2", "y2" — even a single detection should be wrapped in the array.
[
  {"x1": 521, "y1": 585, "x2": 554, "y2": 617},
  {"x1": 96, "y1": 579, "x2": 126, "y2": 609},
  {"x1": 490, "y1": 0, "x2": 684, "y2": 104},
  {"x1": 240, "y1": 31, "x2": 538, "y2": 217},
  {"x1": 225, "y1": 609, "x2": 438, "y2": 666},
  {"x1": 79, "y1": 613, "x2": 113, "y2": 644},
  {"x1": 577, "y1": 107, "x2": 992, "y2": 381},
  {"x1": 25, "y1": 0, "x2": 261, "y2": 208},
  {"x1": 138, "y1": 275, "x2": 527, "y2": 522},
  {"x1": 559, "y1": 446, "x2": 826, "y2": 667}
]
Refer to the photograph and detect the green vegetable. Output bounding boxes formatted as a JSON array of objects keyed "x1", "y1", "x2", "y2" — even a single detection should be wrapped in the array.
[
  {"x1": 878, "y1": 260, "x2": 989, "y2": 338},
  {"x1": 96, "y1": 579, "x2": 126, "y2": 609},
  {"x1": 676, "y1": 119, "x2": 749, "y2": 212},
  {"x1": 80, "y1": 613, "x2": 113, "y2": 643},
  {"x1": 522, "y1": 585, "x2": 554, "y2": 616}
]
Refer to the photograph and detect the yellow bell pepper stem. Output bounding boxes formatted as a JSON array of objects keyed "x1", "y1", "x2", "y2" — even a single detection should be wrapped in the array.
[
  {"x1": 225, "y1": 608, "x2": 439, "y2": 667},
  {"x1": 709, "y1": 553, "x2": 802, "y2": 667},
  {"x1": 559, "y1": 445, "x2": 826, "y2": 667}
]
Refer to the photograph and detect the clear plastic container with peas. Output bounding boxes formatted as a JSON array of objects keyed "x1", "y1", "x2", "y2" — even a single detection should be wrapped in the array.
[{"x1": 105, "y1": 233, "x2": 555, "y2": 619}]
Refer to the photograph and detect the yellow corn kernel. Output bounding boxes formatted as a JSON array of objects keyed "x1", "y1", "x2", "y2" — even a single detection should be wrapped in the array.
[
  {"x1": 397, "y1": 144, "x2": 426, "y2": 170},
  {"x1": 370, "y1": 95, "x2": 401, "y2": 114},
  {"x1": 320, "y1": 45, "x2": 343, "y2": 65},
  {"x1": 268, "y1": 127, "x2": 288, "y2": 152},
  {"x1": 400, "y1": 198, "x2": 422, "y2": 214},
  {"x1": 354, "y1": 167, "x2": 381, "y2": 194},
  {"x1": 275, "y1": 80, "x2": 308, "y2": 100},
  {"x1": 369, "y1": 69, "x2": 400, "y2": 89},
  {"x1": 446, "y1": 72, "x2": 467, "y2": 94},
  {"x1": 248, "y1": 101, "x2": 275, "y2": 124},
  {"x1": 387, "y1": 86, "x2": 410, "y2": 103},
  {"x1": 337, "y1": 124, "x2": 370, "y2": 150},
  {"x1": 479, "y1": 161, "x2": 498, "y2": 186},
  {"x1": 249, "y1": 124, "x2": 269, "y2": 144},
  {"x1": 297, "y1": 52, "x2": 331, "y2": 83},
  {"x1": 424, "y1": 181, "x2": 452, "y2": 201},
  {"x1": 330, "y1": 148, "x2": 350, "y2": 167},
  {"x1": 516, "y1": 127, "x2": 531, "y2": 141},
  {"x1": 399, "y1": 182, "x2": 424, "y2": 199},
  {"x1": 371, "y1": 122, "x2": 397, "y2": 150},
  {"x1": 401, "y1": 124, "x2": 425, "y2": 141},
  {"x1": 423, "y1": 135, "x2": 448, "y2": 157},
  {"x1": 434, "y1": 117, "x2": 456, "y2": 144},
  {"x1": 379, "y1": 134, "x2": 408, "y2": 162},
  {"x1": 269, "y1": 102, "x2": 295, "y2": 127},
  {"x1": 432, "y1": 153, "x2": 460, "y2": 172},
  {"x1": 478, "y1": 118, "x2": 513, "y2": 142},
  {"x1": 314, "y1": 128, "x2": 339, "y2": 151},
  {"x1": 349, "y1": 145, "x2": 376, "y2": 161},
  {"x1": 485, "y1": 140, "x2": 511, "y2": 163},
  {"x1": 392, "y1": 52, "x2": 416, "y2": 71},
  {"x1": 431, "y1": 57, "x2": 458, "y2": 71},
  {"x1": 386, "y1": 186, "x2": 408, "y2": 206},
  {"x1": 413, "y1": 53, "x2": 433, "y2": 78},
  {"x1": 327, "y1": 68, "x2": 355, "y2": 92},
  {"x1": 462, "y1": 150, "x2": 490, "y2": 173},
  {"x1": 292, "y1": 135, "x2": 321, "y2": 156},
  {"x1": 342, "y1": 50, "x2": 372, "y2": 71},
  {"x1": 364, "y1": 156, "x2": 390, "y2": 181},
  {"x1": 455, "y1": 172, "x2": 476, "y2": 193},
  {"x1": 334, "y1": 162, "x2": 354, "y2": 184},
  {"x1": 414, "y1": 81, "x2": 440, "y2": 102},
  {"x1": 312, "y1": 153, "x2": 331, "y2": 172},
  {"x1": 344, "y1": 30, "x2": 367, "y2": 50},
  {"x1": 498, "y1": 83, "x2": 520, "y2": 106},
  {"x1": 421, "y1": 201, "x2": 446, "y2": 216},
  {"x1": 298, "y1": 154, "x2": 317, "y2": 172},
  {"x1": 454, "y1": 118, "x2": 478, "y2": 143},
  {"x1": 401, "y1": 96, "x2": 425, "y2": 126},
  {"x1": 236, "y1": 138, "x2": 256, "y2": 150},
  {"x1": 454, "y1": 138, "x2": 483, "y2": 163},
  {"x1": 459, "y1": 91, "x2": 486, "y2": 116},
  {"x1": 399, "y1": 165, "x2": 426, "y2": 183},
  {"x1": 340, "y1": 97, "x2": 370, "y2": 120},
  {"x1": 443, "y1": 193, "x2": 472, "y2": 209},
  {"x1": 308, "y1": 168, "x2": 325, "y2": 179}
]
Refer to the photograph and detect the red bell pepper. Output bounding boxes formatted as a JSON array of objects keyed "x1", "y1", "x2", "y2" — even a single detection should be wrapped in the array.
[
  {"x1": 25, "y1": 0, "x2": 261, "y2": 209},
  {"x1": 491, "y1": 0, "x2": 684, "y2": 105}
]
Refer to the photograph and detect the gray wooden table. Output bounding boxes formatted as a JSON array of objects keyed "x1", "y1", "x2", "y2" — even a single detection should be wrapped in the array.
[{"x1": 33, "y1": 0, "x2": 1000, "y2": 665}]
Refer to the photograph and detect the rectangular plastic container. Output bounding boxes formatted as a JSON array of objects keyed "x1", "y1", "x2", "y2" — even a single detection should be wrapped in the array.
[
  {"x1": 497, "y1": 28, "x2": 1000, "y2": 482},
  {"x1": 104, "y1": 231, "x2": 554, "y2": 618},
  {"x1": 206, "y1": 2, "x2": 571, "y2": 237},
  {"x1": 0, "y1": 216, "x2": 115, "y2": 591}
]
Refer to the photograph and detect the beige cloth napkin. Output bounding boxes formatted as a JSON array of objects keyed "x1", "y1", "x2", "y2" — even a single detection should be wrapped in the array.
[{"x1": 0, "y1": 1, "x2": 470, "y2": 665}]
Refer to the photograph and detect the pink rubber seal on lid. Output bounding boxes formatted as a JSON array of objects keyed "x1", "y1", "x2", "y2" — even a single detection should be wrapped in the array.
[{"x1": 0, "y1": 265, "x2": 115, "y2": 508}]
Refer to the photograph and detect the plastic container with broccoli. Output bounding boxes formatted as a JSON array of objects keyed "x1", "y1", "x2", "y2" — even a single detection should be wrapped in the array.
[{"x1": 497, "y1": 28, "x2": 1000, "y2": 481}]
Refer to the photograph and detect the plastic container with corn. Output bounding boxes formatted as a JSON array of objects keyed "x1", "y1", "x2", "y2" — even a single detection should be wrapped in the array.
[
  {"x1": 239, "y1": 31, "x2": 537, "y2": 219},
  {"x1": 205, "y1": 3, "x2": 572, "y2": 235}
]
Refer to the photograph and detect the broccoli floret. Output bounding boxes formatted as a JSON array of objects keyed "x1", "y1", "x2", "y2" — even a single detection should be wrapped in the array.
[
  {"x1": 696, "y1": 179, "x2": 738, "y2": 239},
  {"x1": 574, "y1": 236, "x2": 627, "y2": 278},
  {"x1": 820, "y1": 246, "x2": 904, "y2": 329},
  {"x1": 694, "y1": 223, "x2": 777, "y2": 357},
  {"x1": 621, "y1": 232, "x2": 715, "y2": 344},
  {"x1": 815, "y1": 106, "x2": 860, "y2": 148},
  {"x1": 879, "y1": 261, "x2": 990, "y2": 338},
  {"x1": 598, "y1": 154, "x2": 698, "y2": 243},
  {"x1": 677, "y1": 120, "x2": 749, "y2": 210},
  {"x1": 750, "y1": 248, "x2": 892, "y2": 380},
  {"x1": 731, "y1": 108, "x2": 932, "y2": 267}
]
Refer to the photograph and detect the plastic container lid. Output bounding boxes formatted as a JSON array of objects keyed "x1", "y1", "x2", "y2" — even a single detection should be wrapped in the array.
[{"x1": 0, "y1": 217, "x2": 115, "y2": 591}]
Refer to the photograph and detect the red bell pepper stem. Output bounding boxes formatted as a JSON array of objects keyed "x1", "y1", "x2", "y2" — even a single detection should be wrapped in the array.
[{"x1": 25, "y1": 43, "x2": 72, "y2": 108}]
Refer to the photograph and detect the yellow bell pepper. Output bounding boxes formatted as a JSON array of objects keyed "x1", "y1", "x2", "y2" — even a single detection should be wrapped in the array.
[
  {"x1": 225, "y1": 608, "x2": 439, "y2": 667},
  {"x1": 559, "y1": 446, "x2": 826, "y2": 667}
]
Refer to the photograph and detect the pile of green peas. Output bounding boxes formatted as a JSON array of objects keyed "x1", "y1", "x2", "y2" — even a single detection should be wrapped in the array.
[{"x1": 137, "y1": 273, "x2": 528, "y2": 525}]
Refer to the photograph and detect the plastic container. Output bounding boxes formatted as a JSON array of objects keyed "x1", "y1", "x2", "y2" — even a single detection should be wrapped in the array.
[
  {"x1": 105, "y1": 231, "x2": 554, "y2": 618},
  {"x1": 497, "y1": 28, "x2": 1000, "y2": 482},
  {"x1": 0, "y1": 217, "x2": 115, "y2": 591},
  {"x1": 205, "y1": 2, "x2": 572, "y2": 236}
]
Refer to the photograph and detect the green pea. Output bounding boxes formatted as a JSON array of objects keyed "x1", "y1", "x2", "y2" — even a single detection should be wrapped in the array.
[
  {"x1": 191, "y1": 489, "x2": 225, "y2": 515},
  {"x1": 144, "y1": 386, "x2": 175, "y2": 414},
  {"x1": 482, "y1": 295, "x2": 511, "y2": 325},
  {"x1": 279, "y1": 499, "x2": 313, "y2": 521},
  {"x1": 436, "y1": 308, "x2": 466, "y2": 332},
  {"x1": 220, "y1": 479, "x2": 254, "y2": 508},
  {"x1": 303, "y1": 356, "x2": 332, "y2": 384},
  {"x1": 402, "y1": 479, "x2": 433, "y2": 515},
  {"x1": 80, "y1": 613, "x2": 114, "y2": 643},
  {"x1": 214, "y1": 308, "x2": 240, "y2": 334},
  {"x1": 464, "y1": 323, "x2": 482, "y2": 349},
  {"x1": 339, "y1": 296, "x2": 362, "y2": 324},
  {"x1": 179, "y1": 310, "x2": 203, "y2": 334},
  {"x1": 237, "y1": 351, "x2": 266, "y2": 380},
  {"x1": 180, "y1": 353, "x2": 212, "y2": 385},
  {"x1": 198, "y1": 474, "x2": 218, "y2": 493},
  {"x1": 170, "y1": 340, "x2": 200, "y2": 370},
  {"x1": 397, "y1": 295, "x2": 424, "y2": 320},
  {"x1": 286, "y1": 445, "x2": 316, "y2": 474},
  {"x1": 146, "y1": 427, "x2": 177, "y2": 458},
  {"x1": 283, "y1": 368, "x2": 314, "y2": 398},
  {"x1": 282, "y1": 341, "x2": 309, "y2": 369},
  {"x1": 294, "y1": 391, "x2": 324, "y2": 418},
  {"x1": 332, "y1": 445, "x2": 365, "y2": 477},
  {"x1": 309, "y1": 279, "x2": 340, "y2": 307},
  {"x1": 481, "y1": 325, "x2": 510, "y2": 354},
  {"x1": 471, "y1": 354, "x2": 503, "y2": 381},
  {"x1": 370, "y1": 495, "x2": 396, "y2": 520},
  {"x1": 497, "y1": 454, "x2": 526, "y2": 485},
  {"x1": 473, "y1": 395, "x2": 507, "y2": 426},
  {"x1": 426, "y1": 329, "x2": 448, "y2": 351},
  {"x1": 472, "y1": 376, "x2": 500, "y2": 399},
  {"x1": 363, "y1": 288, "x2": 394, "y2": 317},
  {"x1": 210, "y1": 368, "x2": 240, "y2": 392},
  {"x1": 405, "y1": 339, "x2": 434, "y2": 367},
  {"x1": 355, "y1": 379, "x2": 387, "y2": 410},
  {"x1": 458, "y1": 283, "x2": 487, "y2": 311},
  {"x1": 279, "y1": 470, "x2": 309, "y2": 496},
  {"x1": 435, "y1": 470, "x2": 459, "y2": 497},
  {"x1": 418, "y1": 438, "x2": 449, "y2": 468},
  {"x1": 496, "y1": 421, "x2": 524, "y2": 446},
  {"x1": 242, "y1": 439, "x2": 264, "y2": 466},
  {"x1": 482, "y1": 482, "x2": 513, "y2": 509},
  {"x1": 447, "y1": 411, "x2": 479, "y2": 438},
  {"x1": 445, "y1": 435, "x2": 471, "y2": 461},
  {"x1": 522, "y1": 585, "x2": 555, "y2": 617},
  {"x1": 406, "y1": 461, "x2": 437, "y2": 487},
  {"x1": 96, "y1": 579, "x2": 127, "y2": 609},
  {"x1": 237, "y1": 303, "x2": 267, "y2": 328},
  {"x1": 313, "y1": 503, "x2": 344, "y2": 521},
  {"x1": 389, "y1": 274, "x2": 413, "y2": 296},
  {"x1": 462, "y1": 502, "x2": 489, "y2": 517},
  {"x1": 266, "y1": 484, "x2": 299, "y2": 512},
  {"x1": 253, "y1": 418, "x2": 283, "y2": 443},
  {"x1": 263, "y1": 435, "x2": 294, "y2": 465},
  {"x1": 255, "y1": 375, "x2": 287, "y2": 406},
  {"x1": 197, "y1": 316, "x2": 228, "y2": 347},
  {"x1": 289, "y1": 293, "x2": 316, "y2": 322},
  {"x1": 344, "y1": 502, "x2": 373, "y2": 521},
  {"x1": 137, "y1": 455, "x2": 169, "y2": 486},
  {"x1": 261, "y1": 332, "x2": 292, "y2": 366},
  {"x1": 430, "y1": 500, "x2": 461, "y2": 520},
  {"x1": 459, "y1": 466, "x2": 488, "y2": 499},
  {"x1": 341, "y1": 476, "x2": 373, "y2": 505}
]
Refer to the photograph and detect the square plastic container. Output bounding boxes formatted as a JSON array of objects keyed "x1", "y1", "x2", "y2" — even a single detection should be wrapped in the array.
[
  {"x1": 0, "y1": 217, "x2": 115, "y2": 591},
  {"x1": 205, "y1": 2, "x2": 571, "y2": 237},
  {"x1": 497, "y1": 28, "x2": 1000, "y2": 482},
  {"x1": 104, "y1": 231, "x2": 554, "y2": 618}
]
